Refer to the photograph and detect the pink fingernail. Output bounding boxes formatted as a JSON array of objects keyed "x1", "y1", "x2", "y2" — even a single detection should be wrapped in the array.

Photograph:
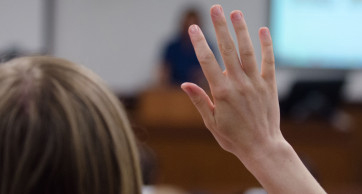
[
  {"x1": 187, "y1": 87, "x2": 194, "y2": 95},
  {"x1": 212, "y1": 5, "x2": 222, "y2": 16},
  {"x1": 181, "y1": 86, "x2": 194, "y2": 96},
  {"x1": 189, "y1": 24, "x2": 199, "y2": 34},
  {"x1": 232, "y1": 12, "x2": 243, "y2": 21},
  {"x1": 260, "y1": 28, "x2": 271, "y2": 41},
  {"x1": 262, "y1": 28, "x2": 269, "y2": 36}
]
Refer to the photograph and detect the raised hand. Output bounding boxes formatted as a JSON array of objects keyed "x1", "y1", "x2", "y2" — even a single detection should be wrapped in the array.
[
  {"x1": 181, "y1": 4, "x2": 326, "y2": 194},
  {"x1": 181, "y1": 4, "x2": 280, "y2": 161}
]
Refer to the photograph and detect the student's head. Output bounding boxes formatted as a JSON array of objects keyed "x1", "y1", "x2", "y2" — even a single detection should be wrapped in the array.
[
  {"x1": 0, "y1": 56, "x2": 142, "y2": 194},
  {"x1": 180, "y1": 8, "x2": 201, "y2": 35}
]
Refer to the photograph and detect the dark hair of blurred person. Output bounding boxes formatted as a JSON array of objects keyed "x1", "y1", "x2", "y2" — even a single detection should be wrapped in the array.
[{"x1": 159, "y1": 8, "x2": 208, "y2": 87}]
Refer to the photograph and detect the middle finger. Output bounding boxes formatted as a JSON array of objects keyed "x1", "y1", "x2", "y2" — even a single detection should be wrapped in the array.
[{"x1": 211, "y1": 5, "x2": 244, "y2": 79}]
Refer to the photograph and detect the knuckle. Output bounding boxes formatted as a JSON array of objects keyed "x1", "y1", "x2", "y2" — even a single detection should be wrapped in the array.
[
  {"x1": 198, "y1": 52, "x2": 214, "y2": 64},
  {"x1": 192, "y1": 96, "x2": 203, "y2": 107},
  {"x1": 240, "y1": 49, "x2": 254, "y2": 58},
  {"x1": 263, "y1": 41, "x2": 273, "y2": 47},
  {"x1": 240, "y1": 80, "x2": 252, "y2": 91},
  {"x1": 262, "y1": 72, "x2": 276, "y2": 81},
  {"x1": 250, "y1": 79, "x2": 269, "y2": 96},
  {"x1": 235, "y1": 85, "x2": 246, "y2": 95},
  {"x1": 256, "y1": 83, "x2": 267, "y2": 95},
  {"x1": 263, "y1": 56, "x2": 275, "y2": 65},
  {"x1": 235, "y1": 80, "x2": 255, "y2": 96},
  {"x1": 220, "y1": 42, "x2": 235, "y2": 56},
  {"x1": 266, "y1": 58, "x2": 275, "y2": 65},
  {"x1": 237, "y1": 24, "x2": 247, "y2": 32},
  {"x1": 213, "y1": 86, "x2": 230, "y2": 100},
  {"x1": 214, "y1": 92, "x2": 228, "y2": 101}
]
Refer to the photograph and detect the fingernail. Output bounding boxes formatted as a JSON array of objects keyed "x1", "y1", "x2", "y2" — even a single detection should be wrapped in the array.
[
  {"x1": 212, "y1": 5, "x2": 222, "y2": 16},
  {"x1": 181, "y1": 84, "x2": 195, "y2": 96},
  {"x1": 183, "y1": 87, "x2": 193, "y2": 96},
  {"x1": 262, "y1": 28, "x2": 270, "y2": 36},
  {"x1": 189, "y1": 24, "x2": 199, "y2": 34},
  {"x1": 232, "y1": 12, "x2": 243, "y2": 21},
  {"x1": 260, "y1": 28, "x2": 272, "y2": 42}
]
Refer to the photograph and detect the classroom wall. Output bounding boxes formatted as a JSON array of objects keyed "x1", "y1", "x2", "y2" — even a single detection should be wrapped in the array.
[
  {"x1": 1, "y1": 0, "x2": 362, "y2": 101},
  {"x1": 54, "y1": 0, "x2": 268, "y2": 95},
  {"x1": 0, "y1": 0, "x2": 43, "y2": 53}
]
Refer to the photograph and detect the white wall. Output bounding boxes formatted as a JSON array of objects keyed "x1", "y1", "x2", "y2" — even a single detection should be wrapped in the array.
[
  {"x1": 1, "y1": 0, "x2": 361, "y2": 101},
  {"x1": 0, "y1": 0, "x2": 43, "y2": 53},
  {"x1": 54, "y1": 0, "x2": 269, "y2": 95}
]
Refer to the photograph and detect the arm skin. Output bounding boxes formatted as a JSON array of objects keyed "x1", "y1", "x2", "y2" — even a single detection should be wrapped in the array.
[{"x1": 181, "y1": 4, "x2": 326, "y2": 194}]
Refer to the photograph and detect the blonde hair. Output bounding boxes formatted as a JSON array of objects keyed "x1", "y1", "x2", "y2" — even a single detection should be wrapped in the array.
[{"x1": 0, "y1": 56, "x2": 142, "y2": 194}]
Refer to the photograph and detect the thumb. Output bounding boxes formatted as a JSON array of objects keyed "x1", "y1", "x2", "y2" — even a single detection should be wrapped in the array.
[{"x1": 181, "y1": 82, "x2": 214, "y2": 128}]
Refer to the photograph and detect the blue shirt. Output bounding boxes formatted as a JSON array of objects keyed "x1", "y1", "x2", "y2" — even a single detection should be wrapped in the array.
[{"x1": 163, "y1": 35, "x2": 201, "y2": 85}]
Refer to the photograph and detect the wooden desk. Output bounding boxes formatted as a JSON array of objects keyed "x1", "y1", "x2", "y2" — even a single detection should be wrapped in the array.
[{"x1": 134, "y1": 89, "x2": 362, "y2": 194}]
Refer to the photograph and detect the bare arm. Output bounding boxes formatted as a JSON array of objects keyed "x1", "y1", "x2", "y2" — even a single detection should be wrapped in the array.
[{"x1": 181, "y1": 4, "x2": 326, "y2": 194}]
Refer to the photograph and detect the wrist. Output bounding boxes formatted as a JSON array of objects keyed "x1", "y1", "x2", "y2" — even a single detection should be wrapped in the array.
[
  {"x1": 234, "y1": 136, "x2": 325, "y2": 193},
  {"x1": 235, "y1": 135, "x2": 296, "y2": 172}
]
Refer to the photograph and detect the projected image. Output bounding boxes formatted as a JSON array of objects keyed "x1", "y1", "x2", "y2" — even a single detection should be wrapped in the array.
[{"x1": 270, "y1": 0, "x2": 362, "y2": 68}]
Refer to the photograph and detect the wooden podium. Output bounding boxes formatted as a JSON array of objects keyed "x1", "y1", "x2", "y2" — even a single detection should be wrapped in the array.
[{"x1": 137, "y1": 88, "x2": 204, "y2": 129}]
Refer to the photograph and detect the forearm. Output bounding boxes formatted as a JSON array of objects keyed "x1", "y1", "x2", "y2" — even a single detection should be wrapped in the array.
[{"x1": 237, "y1": 138, "x2": 326, "y2": 194}]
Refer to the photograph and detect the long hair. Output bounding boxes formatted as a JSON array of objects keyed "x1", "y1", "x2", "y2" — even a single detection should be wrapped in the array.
[{"x1": 0, "y1": 56, "x2": 142, "y2": 194}]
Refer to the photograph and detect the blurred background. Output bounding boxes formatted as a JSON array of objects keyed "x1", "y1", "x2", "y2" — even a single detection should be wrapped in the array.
[{"x1": 1, "y1": 0, "x2": 362, "y2": 193}]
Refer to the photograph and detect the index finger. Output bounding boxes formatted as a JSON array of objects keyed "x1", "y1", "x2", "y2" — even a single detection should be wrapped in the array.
[{"x1": 188, "y1": 24, "x2": 224, "y2": 86}]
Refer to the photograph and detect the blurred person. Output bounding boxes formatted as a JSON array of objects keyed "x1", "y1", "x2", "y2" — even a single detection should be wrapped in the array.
[
  {"x1": 0, "y1": 4, "x2": 327, "y2": 194},
  {"x1": 0, "y1": 47, "x2": 25, "y2": 63},
  {"x1": 159, "y1": 8, "x2": 208, "y2": 87}
]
